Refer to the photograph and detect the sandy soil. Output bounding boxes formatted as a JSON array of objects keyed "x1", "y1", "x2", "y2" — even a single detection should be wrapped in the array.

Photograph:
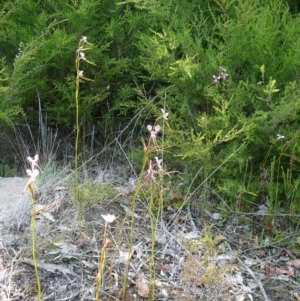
[{"x1": 0, "y1": 177, "x2": 30, "y2": 229}]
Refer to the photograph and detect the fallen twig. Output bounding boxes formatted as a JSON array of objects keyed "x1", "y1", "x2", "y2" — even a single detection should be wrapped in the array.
[{"x1": 238, "y1": 257, "x2": 270, "y2": 301}]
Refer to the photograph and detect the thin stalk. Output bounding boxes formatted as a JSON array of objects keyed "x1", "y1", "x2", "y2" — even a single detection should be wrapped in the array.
[
  {"x1": 148, "y1": 180, "x2": 156, "y2": 301},
  {"x1": 75, "y1": 46, "x2": 82, "y2": 233},
  {"x1": 74, "y1": 38, "x2": 95, "y2": 233},
  {"x1": 121, "y1": 110, "x2": 168, "y2": 300},
  {"x1": 95, "y1": 226, "x2": 108, "y2": 301},
  {"x1": 121, "y1": 148, "x2": 149, "y2": 301},
  {"x1": 29, "y1": 184, "x2": 42, "y2": 301}
]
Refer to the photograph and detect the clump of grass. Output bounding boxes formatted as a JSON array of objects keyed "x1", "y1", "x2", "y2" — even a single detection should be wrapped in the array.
[
  {"x1": 180, "y1": 224, "x2": 233, "y2": 300},
  {"x1": 70, "y1": 179, "x2": 116, "y2": 209},
  {"x1": 0, "y1": 161, "x2": 16, "y2": 177}
]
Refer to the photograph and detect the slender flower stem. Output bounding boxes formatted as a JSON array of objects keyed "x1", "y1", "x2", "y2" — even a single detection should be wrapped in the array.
[
  {"x1": 75, "y1": 47, "x2": 82, "y2": 233},
  {"x1": 148, "y1": 180, "x2": 156, "y2": 301},
  {"x1": 95, "y1": 215, "x2": 116, "y2": 301},
  {"x1": 95, "y1": 225, "x2": 107, "y2": 301},
  {"x1": 122, "y1": 109, "x2": 170, "y2": 300},
  {"x1": 28, "y1": 184, "x2": 42, "y2": 301},
  {"x1": 74, "y1": 37, "x2": 95, "y2": 234}
]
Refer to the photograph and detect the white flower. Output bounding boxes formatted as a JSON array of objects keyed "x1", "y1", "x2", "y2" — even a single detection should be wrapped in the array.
[
  {"x1": 154, "y1": 157, "x2": 163, "y2": 170},
  {"x1": 80, "y1": 52, "x2": 86, "y2": 60},
  {"x1": 161, "y1": 108, "x2": 169, "y2": 120},
  {"x1": 219, "y1": 66, "x2": 227, "y2": 73},
  {"x1": 23, "y1": 168, "x2": 39, "y2": 192},
  {"x1": 101, "y1": 214, "x2": 118, "y2": 225},
  {"x1": 26, "y1": 168, "x2": 39, "y2": 180},
  {"x1": 219, "y1": 66, "x2": 228, "y2": 80},
  {"x1": 27, "y1": 154, "x2": 38, "y2": 165},
  {"x1": 81, "y1": 36, "x2": 87, "y2": 43},
  {"x1": 78, "y1": 70, "x2": 83, "y2": 77},
  {"x1": 277, "y1": 134, "x2": 285, "y2": 140},
  {"x1": 27, "y1": 154, "x2": 41, "y2": 171}
]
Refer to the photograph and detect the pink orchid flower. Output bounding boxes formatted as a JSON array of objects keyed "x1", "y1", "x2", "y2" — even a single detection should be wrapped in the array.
[
  {"x1": 146, "y1": 160, "x2": 156, "y2": 181},
  {"x1": 147, "y1": 124, "x2": 160, "y2": 139},
  {"x1": 213, "y1": 75, "x2": 220, "y2": 83}
]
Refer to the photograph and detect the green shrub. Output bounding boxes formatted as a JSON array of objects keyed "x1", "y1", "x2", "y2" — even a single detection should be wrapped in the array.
[{"x1": 1, "y1": 0, "x2": 300, "y2": 219}]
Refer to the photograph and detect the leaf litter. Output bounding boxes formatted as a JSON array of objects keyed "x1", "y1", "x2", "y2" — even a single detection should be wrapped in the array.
[{"x1": 0, "y1": 174, "x2": 300, "y2": 300}]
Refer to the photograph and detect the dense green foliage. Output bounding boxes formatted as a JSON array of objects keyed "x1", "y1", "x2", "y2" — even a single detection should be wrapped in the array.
[{"x1": 1, "y1": 0, "x2": 300, "y2": 219}]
